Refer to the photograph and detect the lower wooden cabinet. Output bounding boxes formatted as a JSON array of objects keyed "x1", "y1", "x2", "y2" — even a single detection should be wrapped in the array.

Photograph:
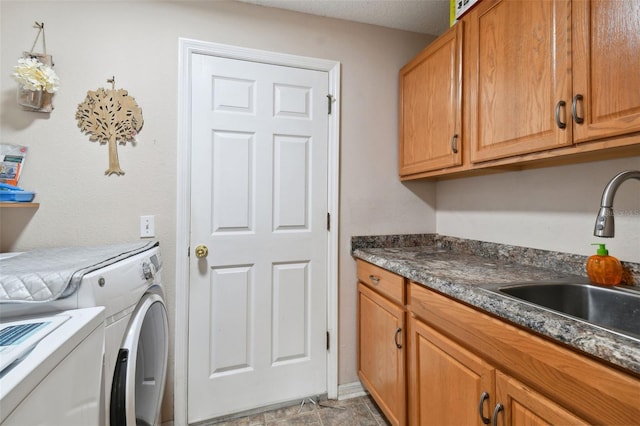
[
  {"x1": 408, "y1": 316, "x2": 494, "y2": 425},
  {"x1": 356, "y1": 261, "x2": 640, "y2": 425},
  {"x1": 408, "y1": 315, "x2": 589, "y2": 426},
  {"x1": 358, "y1": 282, "x2": 406, "y2": 425},
  {"x1": 495, "y1": 371, "x2": 588, "y2": 426},
  {"x1": 408, "y1": 281, "x2": 640, "y2": 425}
]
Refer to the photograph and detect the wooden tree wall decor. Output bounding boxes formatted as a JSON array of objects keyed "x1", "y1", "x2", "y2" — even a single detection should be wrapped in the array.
[{"x1": 76, "y1": 77, "x2": 143, "y2": 176}]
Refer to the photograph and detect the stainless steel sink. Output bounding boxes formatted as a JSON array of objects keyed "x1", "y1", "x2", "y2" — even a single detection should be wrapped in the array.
[{"x1": 485, "y1": 282, "x2": 640, "y2": 339}]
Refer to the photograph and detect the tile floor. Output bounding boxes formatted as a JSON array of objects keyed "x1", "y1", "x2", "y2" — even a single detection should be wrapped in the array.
[{"x1": 207, "y1": 395, "x2": 391, "y2": 426}]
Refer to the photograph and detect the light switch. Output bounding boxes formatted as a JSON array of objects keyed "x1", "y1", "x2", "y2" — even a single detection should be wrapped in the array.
[{"x1": 140, "y1": 215, "x2": 155, "y2": 238}]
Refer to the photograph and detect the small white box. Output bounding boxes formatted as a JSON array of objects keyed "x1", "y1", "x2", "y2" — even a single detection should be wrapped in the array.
[{"x1": 454, "y1": 0, "x2": 481, "y2": 21}]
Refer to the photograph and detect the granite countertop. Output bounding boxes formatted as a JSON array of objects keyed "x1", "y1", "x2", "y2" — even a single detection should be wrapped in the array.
[{"x1": 352, "y1": 234, "x2": 640, "y2": 376}]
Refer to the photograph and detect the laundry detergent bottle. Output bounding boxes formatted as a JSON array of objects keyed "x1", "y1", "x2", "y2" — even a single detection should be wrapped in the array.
[{"x1": 586, "y1": 243, "x2": 623, "y2": 286}]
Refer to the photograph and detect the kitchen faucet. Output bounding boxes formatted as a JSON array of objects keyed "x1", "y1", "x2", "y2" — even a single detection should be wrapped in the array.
[{"x1": 594, "y1": 170, "x2": 640, "y2": 237}]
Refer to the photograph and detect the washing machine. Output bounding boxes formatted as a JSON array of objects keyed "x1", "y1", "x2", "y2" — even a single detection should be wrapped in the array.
[{"x1": 0, "y1": 241, "x2": 169, "y2": 426}]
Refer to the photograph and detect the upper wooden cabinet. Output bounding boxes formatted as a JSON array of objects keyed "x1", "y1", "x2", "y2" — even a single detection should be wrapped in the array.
[
  {"x1": 572, "y1": 0, "x2": 640, "y2": 142},
  {"x1": 399, "y1": 0, "x2": 640, "y2": 179},
  {"x1": 466, "y1": 0, "x2": 573, "y2": 162},
  {"x1": 399, "y1": 23, "x2": 463, "y2": 177}
]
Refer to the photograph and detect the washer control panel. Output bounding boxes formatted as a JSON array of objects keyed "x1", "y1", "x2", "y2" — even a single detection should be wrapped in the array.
[{"x1": 140, "y1": 253, "x2": 162, "y2": 282}]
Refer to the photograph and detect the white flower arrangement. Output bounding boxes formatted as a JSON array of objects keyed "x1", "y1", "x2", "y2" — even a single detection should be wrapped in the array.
[{"x1": 12, "y1": 57, "x2": 59, "y2": 93}]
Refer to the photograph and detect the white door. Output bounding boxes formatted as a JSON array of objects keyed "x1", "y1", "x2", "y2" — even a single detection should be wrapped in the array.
[{"x1": 187, "y1": 53, "x2": 329, "y2": 423}]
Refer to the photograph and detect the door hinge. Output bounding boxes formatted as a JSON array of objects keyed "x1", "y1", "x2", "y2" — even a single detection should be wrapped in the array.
[
  {"x1": 327, "y1": 94, "x2": 333, "y2": 115},
  {"x1": 327, "y1": 212, "x2": 331, "y2": 231},
  {"x1": 326, "y1": 331, "x2": 330, "y2": 351},
  {"x1": 187, "y1": 246, "x2": 190, "y2": 257}
]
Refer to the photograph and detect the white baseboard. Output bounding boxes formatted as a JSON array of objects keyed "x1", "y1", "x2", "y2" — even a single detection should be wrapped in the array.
[
  {"x1": 337, "y1": 381, "x2": 367, "y2": 400},
  {"x1": 163, "y1": 384, "x2": 366, "y2": 424}
]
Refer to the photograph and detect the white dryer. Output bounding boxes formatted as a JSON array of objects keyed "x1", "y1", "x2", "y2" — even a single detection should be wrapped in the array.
[
  {"x1": 0, "y1": 242, "x2": 169, "y2": 426},
  {"x1": 0, "y1": 307, "x2": 106, "y2": 426}
]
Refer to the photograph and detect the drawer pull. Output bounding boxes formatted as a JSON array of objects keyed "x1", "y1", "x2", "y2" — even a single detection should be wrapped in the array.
[
  {"x1": 555, "y1": 100, "x2": 567, "y2": 129},
  {"x1": 572, "y1": 94, "x2": 584, "y2": 124},
  {"x1": 491, "y1": 403, "x2": 504, "y2": 426},
  {"x1": 450, "y1": 133, "x2": 459, "y2": 154},
  {"x1": 368, "y1": 275, "x2": 381, "y2": 285},
  {"x1": 394, "y1": 327, "x2": 402, "y2": 349},
  {"x1": 478, "y1": 391, "x2": 490, "y2": 424}
]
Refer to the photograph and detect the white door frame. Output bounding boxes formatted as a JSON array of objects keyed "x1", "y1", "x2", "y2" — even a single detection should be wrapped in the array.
[{"x1": 175, "y1": 38, "x2": 340, "y2": 425}]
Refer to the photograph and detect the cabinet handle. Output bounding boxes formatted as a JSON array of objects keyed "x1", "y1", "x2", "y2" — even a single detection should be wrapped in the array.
[
  {"x1": 478, "y1": 392, "x2": 491, "y2": 424},
  {"x1": 450, "y1": 134, "x2": 459, "y2": 154},
  {"x1": 572, "y1": 94, "x2": 584, "y2": 124},
  {"x1": 368, "y1": 275, "x2": 380, "y2": 285},
  {"x1": 394, "y1": 327, "x2": 402, "y2": 349},
  {"x1": 555, "y1": 100, "x2": 567, "y2": 129},
  {"x1": 491, "y1": 403, "x2": 504, "y2": 426}
]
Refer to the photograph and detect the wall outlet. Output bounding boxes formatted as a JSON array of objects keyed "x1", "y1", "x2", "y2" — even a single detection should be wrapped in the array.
[{"x1": 140, "y1": 215, "x2": 155, "y2": 238}]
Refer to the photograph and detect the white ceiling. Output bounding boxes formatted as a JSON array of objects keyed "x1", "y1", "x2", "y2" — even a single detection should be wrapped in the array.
[{"x1": 235, "y1": 0, "x2": 451, "y2": 36}]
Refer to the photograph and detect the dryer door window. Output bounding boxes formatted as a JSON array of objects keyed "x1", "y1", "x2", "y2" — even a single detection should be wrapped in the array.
[{"x1": 110, "y1": 291, "x2": 168, "y2": 426}]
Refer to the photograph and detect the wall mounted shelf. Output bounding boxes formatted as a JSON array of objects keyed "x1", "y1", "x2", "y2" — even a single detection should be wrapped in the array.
[{"x1": 0, "y1": 202, "x2": 39, "y2": 208}]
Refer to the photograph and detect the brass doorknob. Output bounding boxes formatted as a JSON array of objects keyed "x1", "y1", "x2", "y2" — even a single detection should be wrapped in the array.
[{"x1": 195, "y1": 245, "x2": 209, "y2": 258}]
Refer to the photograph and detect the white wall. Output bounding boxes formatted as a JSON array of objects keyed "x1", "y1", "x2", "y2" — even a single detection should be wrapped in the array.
[
  {"x1": 0, "y1": 1, "x2": 436, "y2": 421},
  {"x1": 436, "y1": 157, "x2": 640, "y2": 263}
]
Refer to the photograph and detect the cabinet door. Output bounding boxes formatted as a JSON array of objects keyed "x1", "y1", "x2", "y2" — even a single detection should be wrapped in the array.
[
  {"x1": 358, "y1": 283, "x2": 405, "y2": 425},
  {"x1": 408, "y1": 316, "x2": 494, "y2": 426},
  {"x1": 572, "y1": 0, "x2": 640, "y2": 142},
  {"x1": 467, "y1": 0, "x2": 572, "y2": 162},
  {"x1": 494, "y1": 371, "x2": 589, "y2": 425},
  {"x1": 399, "y1": 23, "x2": 463, "y2": 177}
]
